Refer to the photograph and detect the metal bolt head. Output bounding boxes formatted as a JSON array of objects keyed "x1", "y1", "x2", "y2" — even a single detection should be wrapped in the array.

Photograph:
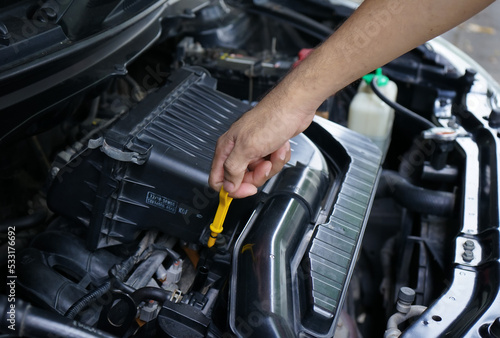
[
  {"x1": 463, "y1": 240, "x2": 475, "y2": 251},
  {"x1": 42, "y1": 7, "x2": 58, "y2": 20},
  {"x1": 462, "y1": 249, "x2": 474, "y2": 262},
  {"x1": 489, "y1": 107, "x2": 500, "y2": 128}
]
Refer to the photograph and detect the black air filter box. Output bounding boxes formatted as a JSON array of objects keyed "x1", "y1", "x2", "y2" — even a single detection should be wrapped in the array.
[{"x1": 48, "y1": 68, "x2": 247, "y2": 249}]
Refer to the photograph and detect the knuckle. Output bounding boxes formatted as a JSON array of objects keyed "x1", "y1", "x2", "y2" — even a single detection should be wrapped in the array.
[{"x1": 223, "y1": 158, "x2": 243, "y2": 176}]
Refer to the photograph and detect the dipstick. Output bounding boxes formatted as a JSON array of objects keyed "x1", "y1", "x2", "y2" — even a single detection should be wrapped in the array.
[{"x1": 207, "y1": 187, "x2": 233, "y2": 248}]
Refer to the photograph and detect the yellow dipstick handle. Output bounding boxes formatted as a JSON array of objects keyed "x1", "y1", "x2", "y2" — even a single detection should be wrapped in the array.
[{"x1": 207, "y1": 187, "x2": 233, "y2": 248}]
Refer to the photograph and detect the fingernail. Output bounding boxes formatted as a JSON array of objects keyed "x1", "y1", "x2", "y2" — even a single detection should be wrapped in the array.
[
  {"x1": 279, "y1": 148, "x2": 286, "y2": 161},
  {"x1": 265, "y1": 169, "x2": 271, "y2": 177},
  {"x1": 280, "y1": 142, "x2": 290, "y2": 160},
  {"x1": 223, "y1": 181, "x2": 235, "y2": 192}
]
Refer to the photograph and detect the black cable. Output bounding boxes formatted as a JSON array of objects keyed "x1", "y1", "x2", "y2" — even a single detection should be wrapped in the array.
[
  {"x1": 65, "y1": 281, "x2": 111, "y2": 319},
  {"x1": 237, "y1": 3, "x2": 332, "y2": 40},
  {"x1": 370, "y1": 79, "x2": 434, "y2": 129},
  {"x1": 65, "y1": 252, "x2": 139, "y2": 319}
]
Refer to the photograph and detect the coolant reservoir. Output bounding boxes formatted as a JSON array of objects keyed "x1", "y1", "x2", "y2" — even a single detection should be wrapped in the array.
[{"x1": 348, "y1": 68, "x2": 397, "y2": 157}]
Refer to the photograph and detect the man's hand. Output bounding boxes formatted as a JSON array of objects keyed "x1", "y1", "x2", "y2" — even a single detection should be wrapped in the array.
[{"x1": 209, "y1": 95, "x2": 314, "y2": 198}]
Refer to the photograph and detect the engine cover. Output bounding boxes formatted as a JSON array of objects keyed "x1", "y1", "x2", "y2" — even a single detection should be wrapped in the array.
[{"x1": 48, "y1": 68, "x2": 249, "y2": 248}]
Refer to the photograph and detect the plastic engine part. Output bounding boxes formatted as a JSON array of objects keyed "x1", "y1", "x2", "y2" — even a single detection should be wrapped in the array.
[{"x1": 47, "y1": 67, "x2": 248, "y2": 249}]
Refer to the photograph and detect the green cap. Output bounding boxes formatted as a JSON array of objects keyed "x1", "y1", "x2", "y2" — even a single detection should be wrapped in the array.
[{"x1": 362, "y1": 68, "x2": 389, "y2": 86}]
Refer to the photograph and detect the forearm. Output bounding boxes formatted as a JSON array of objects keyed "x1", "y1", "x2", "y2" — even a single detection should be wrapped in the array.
[
  {"x1": 209, "y1": 0, "x2": 495, "y2": 197},
  {"x1": 270, "y1": 0, "x2": 495, "y2": 131}
]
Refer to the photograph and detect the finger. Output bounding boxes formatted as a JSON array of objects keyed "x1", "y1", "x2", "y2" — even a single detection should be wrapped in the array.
[
  {"x1": 223, "y1": 142, "x2": 253, "y2": 194},
  {"x1": 228, "y1": 182, "x2": 258, "y2": 199},
  {"x1": 229, "y1": 142, "x2": 290, "y2": 198},
  {"x1": 268, "y1": 141, "x2": 291, "y2": 178},
  {"x1": 209, "y1": 133, "x2": 235, "y2": 191},
  {"x1": 242, "y1": 160, "x2": 273, "y2": 188},
  {"x1": 247, "y1": 158, "x2": 265, "y2": 171}
]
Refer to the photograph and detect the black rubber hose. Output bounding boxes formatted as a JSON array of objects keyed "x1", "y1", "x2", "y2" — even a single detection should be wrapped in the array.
[
  {"x1": 131, "y1": 287, "x2": 171, "y2": 305},
  {"x1": 0, "y1": 296, "x2": 116, "y2": 338},
  {"x1": 65, "y1": 281, "x2": 111, "y2": 319},
  {"x1": 0, "y1": 208, "x2": 47, "y2": 233},
  {"x1": 241, "y1": 3, "x2": 332, "y2": 40},
  {"x1": 377, "y1": 170, "x2": 455, "y2": 217},
  {"x1": 370, "y1": 79, "x2": 435, "y2": 130},
  {"x1": 112, "y1": 277, "x2": 136, "y2": 294}
]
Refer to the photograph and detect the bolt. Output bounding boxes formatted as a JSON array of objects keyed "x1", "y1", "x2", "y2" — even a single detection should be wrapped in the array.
[
  {"x1": 464, "y1": 68, "x2": 477, "y2": 79},
  {"x1": 462, "y1": 249, "x2": 474, "y2": 262},
  {"x1": 114, "y1": 64, "x2": 127, "y2": 74},
  {"x1": 41, "y1": 7, "x2": 58, "y2": 21},
  {"x1": 35, "y1": 5, "x2": 58, "y2": 23},
  {"x1": 51, "y1": 167, "x2": 60, "y2": 177},
  {"x1": 463, "y1": 240, "x2": 475, "y2": 251},
  {"x1": 489, "y1": 107, "x2": 500, "y2": 128}
]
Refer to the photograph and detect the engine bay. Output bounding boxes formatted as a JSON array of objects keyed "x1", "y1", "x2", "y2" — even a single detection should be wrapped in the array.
[{"x1": 0, "y1": 0, "x2": 499, "y2": 337}]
